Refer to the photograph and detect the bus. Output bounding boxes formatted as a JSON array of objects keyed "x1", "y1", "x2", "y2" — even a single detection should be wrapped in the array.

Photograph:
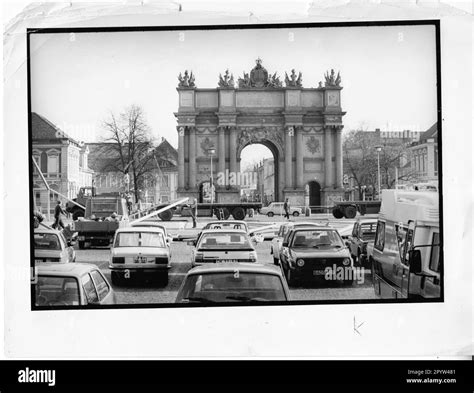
[{"x1": 370, "y1": 190, "x2": 441, "y2": 299}]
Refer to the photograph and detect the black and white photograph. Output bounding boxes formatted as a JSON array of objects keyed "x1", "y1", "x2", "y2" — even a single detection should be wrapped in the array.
[
  {"x1": 2, "y1": 0, "x2": 472, "y2": 368},
  {"x1": 28, "y1": 21, "x2": 441, "y2": 308}
]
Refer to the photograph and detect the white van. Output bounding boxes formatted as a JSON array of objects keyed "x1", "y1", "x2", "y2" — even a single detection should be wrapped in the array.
[{"x1": 370, "y1": 190, "x2": 441, "y2": 299}]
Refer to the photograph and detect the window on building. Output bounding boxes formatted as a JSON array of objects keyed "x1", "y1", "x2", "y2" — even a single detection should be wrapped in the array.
[
  {"x1": 434, "y1": 147, "x2": 438, "y2": 176},
  {"x1": 47, "y1": 154, "x2": 59, "y2": 174},
  {"x1": 40, "y1": 152, "x2": 48, "y2": 173}
]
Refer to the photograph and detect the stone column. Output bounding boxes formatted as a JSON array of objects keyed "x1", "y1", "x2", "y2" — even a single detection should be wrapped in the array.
[
  {"x1": 335, "y1": 127, "x2": 343, "y2": 188},
  {"x1": 324, "y1": 126, "x2": 333, "y2": 188},
  {"x1": 285, "y1": 126, "x2": 293, "y2": 189},
  {"x1": 178, "y1": 126, "x2": 185, "y2": 189},
  {"x1": 218, "y1": 126, "x2": 226, "y2": 178},
  {"x1": 296, "y1": 126, "x2": 304, "y2": 188},
  {"x1": 188, "y1": 126, "x2": 197, "y2": 188},
  {"x1": 229, "y1": 126, "x2": 237, "y2": 176}
]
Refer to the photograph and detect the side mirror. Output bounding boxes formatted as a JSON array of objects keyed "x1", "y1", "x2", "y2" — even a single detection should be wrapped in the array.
[{"x1": 409, "y1": 249, "x2": 422, "y2": 274}]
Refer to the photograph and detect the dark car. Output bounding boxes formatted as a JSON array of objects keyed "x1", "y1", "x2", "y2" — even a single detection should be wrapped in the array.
[
  {"x1": 347, "y1": 218, "x2": 377, "y2": 267},
  {"x1": 279, "y1": 227, "x2": 353, "y2": 286}
]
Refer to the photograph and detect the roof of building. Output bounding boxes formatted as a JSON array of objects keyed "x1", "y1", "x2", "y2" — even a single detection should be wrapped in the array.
[
  {"x1": 420, "y1": 123, "x2": 437, "y2": 142},
  {"x1": 31, "y1": 112, "x2": 80, "y2": 145}
]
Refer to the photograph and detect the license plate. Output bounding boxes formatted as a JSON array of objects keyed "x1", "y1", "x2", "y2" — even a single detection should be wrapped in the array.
[
  {"x1": 220, "y1": 259, "x2": 238, "y2": 263},
  {"x1": 313, "y1": 270, "x2": 326, "y2": 276},
  {"x1": 135, "y1": 257, "x2": 147, "y2": 263}
]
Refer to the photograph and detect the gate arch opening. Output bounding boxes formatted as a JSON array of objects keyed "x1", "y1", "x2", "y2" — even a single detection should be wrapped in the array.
[{"x1": 239, "y1": 141, "x2": 280, "y2": 204}]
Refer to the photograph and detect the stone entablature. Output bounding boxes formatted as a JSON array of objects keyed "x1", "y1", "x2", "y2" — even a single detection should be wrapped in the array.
[{"x1": 174, "y1": 59, "x2": 346, "y2": 205}]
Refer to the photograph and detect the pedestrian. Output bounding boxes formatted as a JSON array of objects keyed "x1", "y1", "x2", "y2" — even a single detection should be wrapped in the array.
[
  {"x1": 52, "y1": 200, "x2": 67, "y2": 230},
  {"x1": 283, "y1": 198, "x2": 290, "y2": 220},
  {"x1": 126, "y1": 194, "x2": 133, "y2": 214},
  {"x1": 33, "y1": 210, "x2": 45, "y2": 229},
  {"x1": 190, "y1": 198, "x2": 198, "y2": 228}
]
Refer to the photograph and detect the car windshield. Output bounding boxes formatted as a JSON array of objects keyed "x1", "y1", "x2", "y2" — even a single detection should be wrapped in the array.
[
  {"x1": 360, "y1": 223, "x2": 377, "y2": 240},
  {"x1": 35, "y1": 275, "x2": 80, "y2": 306},
  {"x1": 197, "y1": 233, "x2": 252, "y2": 249},
  {"x1": 34, "y1": 233, "x2": 61, "y2": 250},
  {"x1": 114, "y1": 232, "x2": 165, "y2": 248},
  {"x1": 205, "y1": 222, "x2": 247, "y2": 231},
  {"x1": 177, "y1": 272, "x2": 287, "y2": 302},
  {"x1": 291, "y1": 230, "x2": 343, "y2": 248}
]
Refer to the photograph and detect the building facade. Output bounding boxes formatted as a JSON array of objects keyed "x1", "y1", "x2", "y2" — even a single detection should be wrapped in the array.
[
  {"x1": 175, "y1": 59, "x2": 346, "y2": 207},
  {"x1": 408, "y1": 123, "x2": 438, "y2": 182},
  {"x1": 32, "y1": 113, "x2": 93, "y2": 216}
]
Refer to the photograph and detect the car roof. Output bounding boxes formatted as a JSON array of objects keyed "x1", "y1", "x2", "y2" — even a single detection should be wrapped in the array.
[
  {"x1": 187, "y1": 263, "x2": 282, "y2": 275},
  {"x1": 34, "y1": 228, "x2": 61, "y2": 235},
  {"x1": 205, "y1": 220, "x2": 247, "y2": 226},
  {"x1": 284, "y1": 221, "x2": 327, "y2": 227},
  {"x1": 291, "y1": 226, "x2": 338, "y2": 232},
  {"x1": 357, "y1": 218, "x2": 378, "y2": 224},
  {"x1": 36, "y1": 262, "x2": 97, "y2": 276},
  {"x1": 200, "y1": 229, "x2": 248, "y2": 234},
  {"x1": 116, "y1": 226, "x2": 165, "y2": 233},
  {"x1": 130, "y1": 221, "x2": 166, "y2": 227}
]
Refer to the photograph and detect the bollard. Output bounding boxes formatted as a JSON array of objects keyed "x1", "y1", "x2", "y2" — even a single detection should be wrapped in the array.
[{"x1": 305, "y1": 207, "x2": 311, "y2": 217}]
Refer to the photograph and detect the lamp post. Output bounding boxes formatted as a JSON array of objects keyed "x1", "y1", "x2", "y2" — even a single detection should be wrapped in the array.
[
  {"x1": 374, "y1": 146, "x2": 382, "y2": 200},
  {"x1": 208, "y1": 148, "x2": 216, "y2": 204}
]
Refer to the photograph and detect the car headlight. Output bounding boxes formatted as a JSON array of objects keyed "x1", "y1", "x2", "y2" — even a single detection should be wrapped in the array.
[
  {"x1": 296, "y1": 258, "x2": 305, "y2": 267},
  {"x1": 343, "y1": 258, "x2": 351, "y2": 266}
]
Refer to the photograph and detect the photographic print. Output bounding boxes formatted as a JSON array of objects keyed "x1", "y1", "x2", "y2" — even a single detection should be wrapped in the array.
[{"x1": 28, "y1": 21, "x2": 441, "y2": 309}]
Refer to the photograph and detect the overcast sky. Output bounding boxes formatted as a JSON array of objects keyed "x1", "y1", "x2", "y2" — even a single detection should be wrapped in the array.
[{"x1": 30, "y1": 24, "x2": 437, "y2": 161}]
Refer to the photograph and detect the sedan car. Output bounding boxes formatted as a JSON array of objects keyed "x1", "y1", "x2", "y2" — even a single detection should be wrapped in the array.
[
  {"x1": 34, "y1": 263, "x2": 115, "y2": 307},
  {"x1": 347, "y1": 218, "x2": 377, "y2": 267},
  {"x1": 190, "y1": 229, "x2": 258, "y2": 267},
  {"x1": 279, "y1": 227, "x2": 353, "y2": 286},
  {"x1": 175, "y1": 263, "x2": 290, "y2": 303},
  {"x1": 202, "y1": 220, "x2": 248, "y2": 232},
  {"x1": 34, "y1": 228, "x2": 76, "y2": 263},
  {"x1": 130, "y1": 220, "x2": 173, "y2": 250},
  {"x1": 271, "y1": 221, "x2": 329, "y2": 265},
  {"x1": 109, "y1": 227, "x2": 171, "y2": 285},
  {"x1": 260, "y1": 202, "x2": 302, "y2": 218}
]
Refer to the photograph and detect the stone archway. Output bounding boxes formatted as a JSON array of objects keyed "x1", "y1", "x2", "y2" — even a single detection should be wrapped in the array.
[
  {"x1": 237, "y1": 135, "x2": 282, "y2": 202},
  {"x1": 308, "y1": 180, "x2": 322, "y2": 212}
]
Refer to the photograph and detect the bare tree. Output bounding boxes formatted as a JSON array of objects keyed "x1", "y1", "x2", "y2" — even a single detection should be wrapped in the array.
[
  {"x1": 100, "y1": 105, "x2": 156, "y2": 203},
  {"x1": 343, "y1": 129, "x2": 419, "y2": 199}
]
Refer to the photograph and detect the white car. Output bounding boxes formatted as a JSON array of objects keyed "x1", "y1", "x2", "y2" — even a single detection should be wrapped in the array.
[
  {"x1": 34, "y1": 228, "x2": 76, "y2": 263},
  {"x1": 109, "y1": 227, "x2": 171, "y2": 286},
  {"x1": 190, "y1": 229, "x2": 258, "y2": 267},
  {"x1": 271, "y1": 221, "x2": 329, "y2": 265},
  {"x1": 260, "y1": 202, "x2": 302, "y2": 218}
]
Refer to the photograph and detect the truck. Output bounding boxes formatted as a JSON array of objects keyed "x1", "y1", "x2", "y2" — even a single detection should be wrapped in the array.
[
  {"x1": 172, "y1": 202, "x2": 263, "y2": 221},
  {"x1": 369, "y1": 190, "x2": 441, "y2": 299},
  {"x1": 66, "y1": 186, "x2": 124, "y2": 220},
  {"x1": 74, "y1": 195, "x2": 129, "y2": 249},
  {"x1": 332, "y1": 200, "x2": 381, "y2": 219}
]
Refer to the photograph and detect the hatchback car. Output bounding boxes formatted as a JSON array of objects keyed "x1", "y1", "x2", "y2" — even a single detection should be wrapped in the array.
[
  {"x1": 34, "y1": 263, "x2": 115, "y2": 307},
  {"x1": 109, "y1": 227, "x2": 171, "y2": 285},
  {"x1": 175, "y1": 263, "x2": 290, "y2": 303},
  {"x1": 271, "y1": 221, "x2": 328, "y2": 265},
  {"x1": 347, "y1": 218, "x2": 378, "y2": 267},
  {"x1": 260, "y1": 202, "x2": 302, "y2": 217},
  {"x1": 279, "y1": 227, "x2": 353, "y2": 286},
  {"x1": 34, "y1": 228, "x2": 76, "y2": 263},
  {"x1": 190, "y1": 229, "x2": 257, "y2": 267}
]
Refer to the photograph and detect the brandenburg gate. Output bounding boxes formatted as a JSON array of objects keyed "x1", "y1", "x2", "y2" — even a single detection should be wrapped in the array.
[{"x1": 175, "y1": 59, "x2": 346, "y2": 207}]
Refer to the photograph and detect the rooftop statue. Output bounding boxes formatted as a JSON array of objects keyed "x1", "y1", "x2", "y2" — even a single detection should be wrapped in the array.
[
  {"x1": 324, "y1": 69, "x2": 342, "y2": 87},
  {"x1": 218, "y1": 69, "x2": 235, "y2": 88},
  {"x1": 284, "y1": 69, "x2": 303, "y2": 87},
  {"x1": 178, "y1": 70, "x2": 196, "y2": 88},
  {"x1": 237, "y1": 59, "x2": 284, "y2": 89}
]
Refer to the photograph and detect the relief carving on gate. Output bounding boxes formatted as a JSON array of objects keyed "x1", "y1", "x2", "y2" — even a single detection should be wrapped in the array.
[{"x1": 237, "y1": 126, "x2": 284, "y2": 154}]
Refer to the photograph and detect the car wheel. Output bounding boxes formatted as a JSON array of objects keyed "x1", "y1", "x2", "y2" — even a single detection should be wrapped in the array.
[
  {"x1": 267, "y1": 212, "x2": 274, "y2": 217},
  {"x1": 344, "y1": 205, "x2": 357, "y2": 219},
  {"x1": 232, "y1": 207, "x2": 246, "y2": 221},
  {"x1": 292, "y1": 211, "x2": 300, "y2": 217},
  {"x1": 332, "y1": 207, "x2": 344, "y2": 219}
]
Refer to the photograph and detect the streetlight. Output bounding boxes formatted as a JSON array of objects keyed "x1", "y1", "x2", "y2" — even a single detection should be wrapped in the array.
[
  {"x1": 374, "y1": 146, "x2": 382, "y2": 200},
  {"x1": 207, "y1": 148, "x2": 216, "y2": 204}
]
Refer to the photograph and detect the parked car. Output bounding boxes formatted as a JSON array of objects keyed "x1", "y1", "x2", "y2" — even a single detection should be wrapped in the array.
[
  {"x1": 109, "y1": 227, "x2": 171, "y2": 286},
  {"x1": 130, "y1": 220, "x2": 173, "y2": 249},
  {"x1": 347, "y1": 218, "x2": 378, "y2": 267},
  {"x1": 279, "y1": 227, "x2": 353, "y2": 286},
  {"x1": 260, "y1": 202, "x2": 302, "y2": 217},
  {"x1": 175, "y1": 263, "x2": 290, "y2": 303},
  {"x1": 190, "y1": 229, "x2": 258, "y2": 267},
  {"x1": 193, "y1": 221, "x2": 263, "y2": 246},
  {"x1": 271, "y1": 221, "x2": 329, "y2": 265},
  {"x1": 34, "y1": 263, "x2": 115, "y2": 307},
  {"x1": 34, "y1": 228, "x2": 76, "y2": 263}
]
